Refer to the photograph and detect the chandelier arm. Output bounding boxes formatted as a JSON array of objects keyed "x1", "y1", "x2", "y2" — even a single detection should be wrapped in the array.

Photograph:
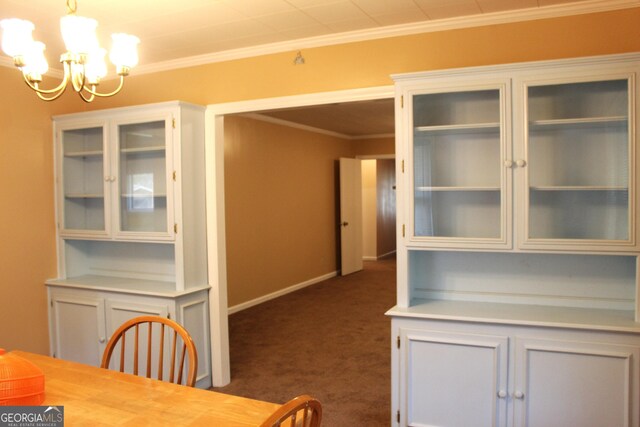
[
  {"x1": 81, "y1": 76, "x2": 125, "y2": 98},
  {"x1": 33, "y1": 85, "x2": 68, "y2": 102},
  {"x1": 21, "y1": 66, "x2": 71, "y2": 95},
  {"x1": 78, "y1": 91, "x2": 95, "y2": 103}
]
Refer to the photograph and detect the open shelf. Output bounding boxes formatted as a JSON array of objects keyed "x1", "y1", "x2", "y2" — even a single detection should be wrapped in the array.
[
  {"x1": 65, "y1": 193, "x2": 104, "y2": 199},
  {"x1": 64, "y1": 150, "x2": 104, "y2": 158},
  {"x1": 417, "y1": 186, "x2": 500, "y2": 192},
  {"x1": 387, "y1": 300, "x2": 640, "y2": 333},
  {"x1": 415, "y1": 122, "x2": 500, "y2": 134},
  {"x1": 120, "y1": 146, "x2": 166, "y2": 154},
  {"x1": 530, "y1": 186, "x2": 628, "y2": 191},
  {"x1": 529, "y1": 115, "x2": 627, "y2": 130}
]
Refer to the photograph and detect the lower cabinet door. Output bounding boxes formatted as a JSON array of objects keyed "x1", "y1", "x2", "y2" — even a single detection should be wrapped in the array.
[
  {"x1": 514, "y1": 337, "x2": 640, "y2": 427},
  {"x1": 399, "y1": 328, "x2": 509, "y2": 427},
  {"x1": 50, "y1": 293, "x2": 106, "y2": 366}
]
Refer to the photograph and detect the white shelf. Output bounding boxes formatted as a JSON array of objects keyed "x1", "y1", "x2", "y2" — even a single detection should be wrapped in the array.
[
  {"x1": 530, "y1": 185, "x2": 628, "y2": 191},
  {"x1": 529, "y1": 115, "x2": 627, "y2": 129},
  {"x1": 64, "y1": 150, "x2": 103, "y2": 158},
  {"x1": 416, "y1": 186, "x2": 500, "y2": 192},
  {"x1": 387, "y1": 300, "x2": 640, "y2": 333},
  {"x1": 65, "y1": 193, "x2": 104, "y2": 199},
  {"x1": 121, "y1": 193, "x2": 167, "y2": 197},
  {"x1": 415, "y1": 122, "x2": 500, "y2": 134},
  {"x1": 120, "y1": 146, "x2": 165, "y2": 154}
]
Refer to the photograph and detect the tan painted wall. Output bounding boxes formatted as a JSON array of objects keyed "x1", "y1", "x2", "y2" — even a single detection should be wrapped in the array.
[
  {"x1": 353, "y1": 137, "x2": 395, "y2": 157},
  {"x1": 1, "y1": 8, "x2": 639, "y2": 352},
  {"x1": 362, "y1": 160, "x2": 378, "y2": 259},
  {"x1": 223, "y1": 115, "x2": 354, "y2": 306},
  {"x1": 0, "y1": 67, "x2": 57, "y2": 353}
]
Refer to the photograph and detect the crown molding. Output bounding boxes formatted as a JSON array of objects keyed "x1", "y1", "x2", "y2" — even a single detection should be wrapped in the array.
[
  {"x1": 132, "y1": 0, "x2": 639, "y2": 76},
  {"x1": 3, "y1": 0, "x2": 637, "y2": 77}
]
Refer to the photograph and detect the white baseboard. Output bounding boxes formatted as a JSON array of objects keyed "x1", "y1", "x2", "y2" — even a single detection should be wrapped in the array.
[
  {"x1": 363, "y1": 250, "x2": 396, "y2": 262},
  {"x1": 377, "y1": 250, "x2": 397, "y2": 259},
  {"x1": 227, "y1": 271, "x2": 338, "y2": 314}
]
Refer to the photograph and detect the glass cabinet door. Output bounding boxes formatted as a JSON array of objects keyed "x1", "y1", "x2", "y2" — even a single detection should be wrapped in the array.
[
  {"x1": 116, "y1": 119, "x2": 171, "y2": 236},
  {"x1": 410, "y1": 87, "x2": 508, "y2": 244},
  {"x1": 60, "y1": 126, "x2": 108, "y2": 234},
  {"x1": 525, "y1": 78, "x2": 631, "y2": 243}
]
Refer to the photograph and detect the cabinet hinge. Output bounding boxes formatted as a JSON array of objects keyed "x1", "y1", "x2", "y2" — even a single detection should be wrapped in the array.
[
  {"x1": 397, "y1": 410, "x2": 400, "y2": 423},
  {"x1": 172, "y1": 171, "x2": 177, "y2": 181},
  {"x1": 174, "y1": 223, "x2": 178, "y2": 234},
  {"x1": 401, "y1": 160, "x2": 404, "y2": 173},
  {"x1": 167, "y1": 313, "x2": 171, "y2": 319},
  {"x1": 402, "y1": 224, "x2": 405, "y2": 238},
  {"x1": 172, "y1": 118, "x2": 176, "y2": 129},
  {"x1": 397, "y1": 335, "x2": 400, "y2": 349},
  {"x1": 400, "y1": 95, "x2": 404, "y2": 108}
]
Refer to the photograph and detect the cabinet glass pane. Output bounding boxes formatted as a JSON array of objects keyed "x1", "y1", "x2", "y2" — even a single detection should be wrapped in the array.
[
  {"x1": 527, "y1": 80, "x2": 630, "y2": 240},
  {"x1": 413, "y1": 90, "x2": 502, "y2": 238},
  {"x1": 118, "y1": 121, "x2": 168, "y2": 233},
  {"x1": 62, "y1": 127, "x2": 106, "y2": 231}
]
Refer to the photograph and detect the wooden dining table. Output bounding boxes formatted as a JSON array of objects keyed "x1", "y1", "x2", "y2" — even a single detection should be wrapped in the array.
[{"x1": 10, "y1": 351, "x2": 281, "y2": 426}]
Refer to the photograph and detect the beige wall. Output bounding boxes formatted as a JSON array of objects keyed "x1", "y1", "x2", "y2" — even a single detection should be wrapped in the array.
[
  {"x1": 362, "y1": 160, "x2": 378, "y2": 259},
  {"x1": 2, "y1": 8, "x2": 639, "y2": 352},
  {"x1": 0, "y1": 67, "x2": 57, "y2": 353},
  {"x1": 223, "y1": 115, "x2": 354, "y2": 306}
]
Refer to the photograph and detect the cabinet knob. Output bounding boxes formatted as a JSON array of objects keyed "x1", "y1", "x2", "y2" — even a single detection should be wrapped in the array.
[
  {"x1": 99, "y1": 336, "x2": 106, "y2": 343},
  {"x1": 504, "y1": 160, "x2": 513, "y2": 168},
  {"x1": 497, "y1": 390, "x2": 507, "y2": 398},
  {"x1": 516, "y1": 159, "x2": 527, "y2": 167},
  {"x1": 514, "y1": 391, "x2": 525, "y2": 399}
]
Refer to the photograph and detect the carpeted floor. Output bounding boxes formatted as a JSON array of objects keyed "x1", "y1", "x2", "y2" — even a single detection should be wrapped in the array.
[{"x1": 213, "y1": 257, "x2": 396, "y2": 426}]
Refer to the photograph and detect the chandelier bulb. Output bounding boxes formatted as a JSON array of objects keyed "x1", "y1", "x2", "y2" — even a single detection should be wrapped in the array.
[{"x1": 0, "y1": 0, "x2": 139, "y2": 102}]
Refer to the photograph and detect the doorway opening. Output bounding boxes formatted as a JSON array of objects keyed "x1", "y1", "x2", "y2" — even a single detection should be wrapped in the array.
[{"x1": 204, "y1": 86, "x2": 395, "y2": 386}]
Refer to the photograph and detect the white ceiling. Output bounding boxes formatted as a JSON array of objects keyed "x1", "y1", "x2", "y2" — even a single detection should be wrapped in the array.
[
  {"x1": 1, "y1": 0, "x2": 635, "y2": 136},
  {"x1": 0, "y1": 0, "x2": 630, "y2": 73}
]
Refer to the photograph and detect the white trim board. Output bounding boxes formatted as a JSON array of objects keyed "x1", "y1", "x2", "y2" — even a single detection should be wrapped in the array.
[{"x1": 227, "y1": 271, "x2": 338, "y2": 315}]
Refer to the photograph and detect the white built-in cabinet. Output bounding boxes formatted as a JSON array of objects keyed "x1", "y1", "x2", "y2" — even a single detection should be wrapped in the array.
[
  {"x1": 46, "y1": 102, "x2": 211, "y2": 388},
  {"x1": 388, "y1": 54, "x2": 640, "y2": 426}
]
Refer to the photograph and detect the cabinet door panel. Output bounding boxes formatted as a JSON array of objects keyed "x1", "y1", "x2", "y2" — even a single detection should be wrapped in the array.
[
  {"x1": 522, "y1": 77, "x2": 634, "y2": 248},
  {"x1": 514, "y1": 337, "x2": 639, "y2": 427},
  {"x1": 113, "y1": 116, "x2": 174, "y2": 239},
  {"x1": 58, "y1": 123, "x2": 110, "y2": 237},
  {"x1": 400, "y1": 329, "x2": 509, "y2": 427},
  {"x1": 51, "y1": 294, "x2": 106, "y2": 366},
  {"x1": 405, "y1": 82, "x2": 511, "y2": 248}
]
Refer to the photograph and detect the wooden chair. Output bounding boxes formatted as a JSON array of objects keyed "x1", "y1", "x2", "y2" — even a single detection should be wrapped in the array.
[
  {"x1": 260, "y1": 395, "x2": 322, "y2": 427},
  {"x1": 100, "y1": 315, "x2": 198, "y2": 387}
]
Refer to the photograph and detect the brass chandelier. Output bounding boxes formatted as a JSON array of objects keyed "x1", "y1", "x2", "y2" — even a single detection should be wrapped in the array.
[{"x1": 1, "y1": 0, "x2": 139, "y2": 102}]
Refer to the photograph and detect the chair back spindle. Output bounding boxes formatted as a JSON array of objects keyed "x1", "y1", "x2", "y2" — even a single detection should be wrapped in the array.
[{"x1": 101, "y1": 316, "x2": 198, "y2": 387}]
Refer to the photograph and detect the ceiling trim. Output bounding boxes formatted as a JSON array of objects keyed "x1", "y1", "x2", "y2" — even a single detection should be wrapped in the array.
[
  {"x1": 242, "y1": 112, "x2": 395, "y2": 140},
  {"x1": 242, "y1": 112, "x2": 353, "y2": 140},
  {"x1": 133, "y1": 0, "x2": 639, "y2": 76}
]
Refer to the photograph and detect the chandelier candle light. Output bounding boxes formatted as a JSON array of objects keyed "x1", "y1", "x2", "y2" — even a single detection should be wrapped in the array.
[{"x1": 1, "y1": 0, "x2": 139, "y2": 102}]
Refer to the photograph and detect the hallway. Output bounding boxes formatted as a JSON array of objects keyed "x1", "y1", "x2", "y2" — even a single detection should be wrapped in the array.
[{"x1": 213, "y1": 257, "x2": 396, "y2": 426}]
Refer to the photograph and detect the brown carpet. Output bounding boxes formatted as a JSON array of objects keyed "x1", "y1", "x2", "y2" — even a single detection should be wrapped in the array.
[{"x1": 213, "y1": 257, "x2": 396, "y2": 426}]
